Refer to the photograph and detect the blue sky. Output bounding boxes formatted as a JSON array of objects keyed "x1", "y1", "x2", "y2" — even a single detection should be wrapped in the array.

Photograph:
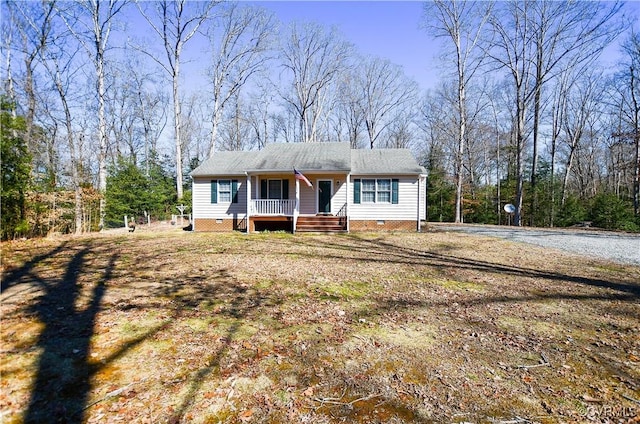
[
  {"x1": 258, "y1": 1, "x2": 441, "y2": 90},
  {"x1": 137, "y1": 0, "x2": 640, "y2": 98},
  {"x1": 253, "y1": 0, "x2": 640, "y2": 92}
]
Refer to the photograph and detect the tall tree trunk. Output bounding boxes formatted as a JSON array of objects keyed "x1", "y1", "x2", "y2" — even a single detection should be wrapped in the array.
[
  {"x1": 530, "y1": 37, "x2": 543, "y2": 226},
  {"x1": 561, "y1": 144, "x2": 578, "y2": 206},
  {"x1": 173, "y1": 58, "x2": 184, "y2": 200},
  {"x1": 208, "y1": 95, "x2": 220, "y2": 157},
  {"x1": 631, "y1": 66, "x2": 640, "y2": 218},
  {"x1": 23, "y1": 54, "x2": 36, "y2": 150},
  {"x1": 96, "y1": 46, "x2": 108, "y2": 229},
  {"x1": 455, "y1": 63, "x2": 467, "y2": 224},
  {"x1": 53, "y1": 65, "x2": 84, "y2": 235},
  {"x1": 514, "y1": 98, "x2": 526, "y2": 227}
]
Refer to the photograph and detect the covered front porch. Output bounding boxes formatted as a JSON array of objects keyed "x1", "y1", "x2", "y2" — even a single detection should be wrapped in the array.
[
  {"x1": 245, "y1": 172, "x2": 349, "y2": 233},
  {"x1": 248, "y1": 199, "x2": 347, "y2": 233}
]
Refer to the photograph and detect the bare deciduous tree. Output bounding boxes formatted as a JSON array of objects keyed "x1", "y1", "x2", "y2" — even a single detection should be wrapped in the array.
[
  {"x1": 423, "y1": 0, "x2": 492, "y2": 223},
  {"x1": 611, "y1": 32, "x2": 640, "y2": 217},
  {"x1": 7, "y1": 0, "x2": 57, "y2": 167},
  {"x1": 137, "y1": 0, "x2": 217, "y2": 200},
  {"x1": 57, "y1": 0, "x2": 128, "y2": 229},
  {"x1": 559, "y1": 70, "x2": 602, "y2": 204},
  {"x1": 335, "y1": 69, "x2": 366, "y2": 148},
  {"x1": 358, "y1": 56, "x2": 419, "y2": 150},
  {"x1": 488, "y1": 0, "x2": 623, "y2": 226},
  {"x1": 528, "y1": 0, "x2": 623, "y2": 225},
  {"x1": 280, "y1": 22, "x2": 351, "y2": 143},
  {"x1": 205, "y1": 3, "x2": 275, "y2": 156},
  {"x1": 39, "y1": 28, "x2": 86, "y2": 234}
]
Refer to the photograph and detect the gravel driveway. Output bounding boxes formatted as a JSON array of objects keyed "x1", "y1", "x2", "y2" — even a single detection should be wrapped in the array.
[{"x1": 432, "y1": 224, "x2": 640, "y2": 266}]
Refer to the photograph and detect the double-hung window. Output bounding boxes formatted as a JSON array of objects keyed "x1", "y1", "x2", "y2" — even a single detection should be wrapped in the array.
[
  {"x1": 218, "y1": 180, "x2": 232, "y2": 202},
  {"x1": 353, "y1": 178, "x2": 398, "y2": 204},
  {"x1": 260, "y1": 179, "x2": 289, "y2": 200},
  {"x1": 376, "y1": 179, "x2": 391, "y2": 203},
  {"x1": 211, "y1": 179, "x2": 238, "y2": 203},
  {"x1": 361, "y1": 179, "x2": 376, "y2": 203}
]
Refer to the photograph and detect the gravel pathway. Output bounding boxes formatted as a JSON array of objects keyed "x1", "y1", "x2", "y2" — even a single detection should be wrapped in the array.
[{"x1": 433, "y1": 224, "x2": 640, "y2": 266}]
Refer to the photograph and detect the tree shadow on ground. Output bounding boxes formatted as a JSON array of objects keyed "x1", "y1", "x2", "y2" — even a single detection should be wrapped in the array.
[
  {"x1": 22, "y1": 246, "x2": 113, "y2": 422},
  {"x1": 3, "y1": 232, "x2": 637, "y2": 423},
  {"x1": 1, "y1": 241, "x2": 170, "y2": 423},
  {"x1": 164, "y1": 275, "x2": 267, "y2": 424},
  {"x1": 1, "y1": 241, "x2": 68, "y2": 293},
  {"x1": 293, "y1": 234, "x2": 640, "y2": 298}
]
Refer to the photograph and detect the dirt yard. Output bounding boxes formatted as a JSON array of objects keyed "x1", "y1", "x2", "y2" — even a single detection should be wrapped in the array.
[{"x1": 1, "y1": 228, "x2": 639, "y2": 423}]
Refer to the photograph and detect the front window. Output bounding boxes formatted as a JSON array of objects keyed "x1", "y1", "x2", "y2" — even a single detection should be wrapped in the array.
[
  {"x1": 361, "y1": 178, "x2": 391, "y2": 203},
  {"x1": 268, "y1": 179, "x2": 282, "y2": 199},
  {"x1": 219, "y1": 180, "x2": 231, "y2": 202},
  {"x1": 362, "y1": 179, "x2": 376, "y2": 203},
  {"x1": 377, "y1": 179, "x2": 391, "y2": 203}
]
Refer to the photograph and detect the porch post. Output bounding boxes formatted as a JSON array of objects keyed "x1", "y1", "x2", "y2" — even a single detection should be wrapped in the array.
[
  {"x1": 417, "y1": 175, "x2": 421, "y2": 232},
  {"x1": 293, "y1": 178, "x2": 300, "y2": 234},
  {"x1": 246, "y1": 173, "x2": 251, "y2": 234},
  {"x1": 346, "y1": 174, "x2": 350, "y2": 233}
]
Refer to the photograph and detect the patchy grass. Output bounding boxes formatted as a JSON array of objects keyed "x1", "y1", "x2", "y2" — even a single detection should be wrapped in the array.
[{"x1": 1, "y1": 229, "x2": 639, "y2": 423}]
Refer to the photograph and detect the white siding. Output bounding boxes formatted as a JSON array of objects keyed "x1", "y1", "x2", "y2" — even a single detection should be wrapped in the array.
[
  {"x1": 299, "y1": 184, "x2": 315, "y2": 214},
  {"x1": 333, "y1": 176, "x2": 348, "y2": 214},
  {"x1": 193, "y1": 173, "x2": 418, "y2": 222},
  {"x1": 349, "y1": 175, "x2": 420, "y2": 221},
  {"x1": 192, "y1": 176, "x2": 247, "y2": 219},
  {"x1": 299, "y1": 173, "x2": 348, "y2": 215}
]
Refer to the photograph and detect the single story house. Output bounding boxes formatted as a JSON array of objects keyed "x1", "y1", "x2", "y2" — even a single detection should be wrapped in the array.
[{"x1": 190, "y1": 142, "x2": 426, "y2": 233}]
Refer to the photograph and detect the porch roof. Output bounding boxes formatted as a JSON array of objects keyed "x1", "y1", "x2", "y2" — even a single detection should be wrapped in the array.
[{"x1": 249, "y1": 142, "x2": 351, "y2": 173}]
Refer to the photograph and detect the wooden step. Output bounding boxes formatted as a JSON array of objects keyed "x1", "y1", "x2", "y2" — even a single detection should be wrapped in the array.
[
  {"x1": 296, "y1": 226, "x2": 345, "y2": 232},
  {"x1": 296, "y1": 216, "x2": 346, "y2": 232}
]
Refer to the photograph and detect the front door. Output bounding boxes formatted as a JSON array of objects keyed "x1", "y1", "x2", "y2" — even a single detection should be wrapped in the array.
[{"x1": 318, "y1": 180, "x2": 332, "y2": 214}]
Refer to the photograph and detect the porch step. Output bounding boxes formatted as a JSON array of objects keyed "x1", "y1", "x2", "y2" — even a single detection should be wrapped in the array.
[{"x1": 296, "y1": 216, "x2": 346, "y2": 233}]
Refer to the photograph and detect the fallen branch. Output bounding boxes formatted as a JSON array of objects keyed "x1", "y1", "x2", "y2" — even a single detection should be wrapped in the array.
[
  {"x1": 621, "y1": 393, "x2": 640, "y2": 405},
  {"x1": 516, "y1": 362, "x2": 550, "y2": 370},
  {"x1": 312, "y1": 386, "x2": 347, "y2": 404},
  {"x1": 516, "y1": 352, "x2": 550, "y2": 369},
  {"x1": 313, "y1": 392, "x2": 382, "y2": 407},
  {"x1": 76, "y1": 379, "x2": 143, "y2": 415},
  {"x1": 490, "y1": 417, "x2": 533, "y2": 424}
]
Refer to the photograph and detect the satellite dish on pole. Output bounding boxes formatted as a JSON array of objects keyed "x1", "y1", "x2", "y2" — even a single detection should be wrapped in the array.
[{"x1": 504, "y1": 203, "x2": 515, "y2": 226}]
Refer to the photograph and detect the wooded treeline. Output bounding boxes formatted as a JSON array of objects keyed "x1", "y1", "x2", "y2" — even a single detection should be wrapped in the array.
[{"x1": 1, "y1": 0, "x2": 639, "y2": 239}]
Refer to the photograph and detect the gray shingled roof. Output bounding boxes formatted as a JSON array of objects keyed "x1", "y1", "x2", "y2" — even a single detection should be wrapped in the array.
[
  {"x1": 249, "y1": 142, "x2": 351, "y2": 172},
  {"x1": 190, "y1": 150, "x2": 260, "y2": 176},
  {"x1": 190, "y1": 143, "x2": 424, "y2": 176},
  {"x1": 351, "y1": 149, "x2": 425, "y2": 174}
]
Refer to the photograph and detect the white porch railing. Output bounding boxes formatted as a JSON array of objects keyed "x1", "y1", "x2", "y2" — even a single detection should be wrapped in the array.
[{"x1": 251, "y1": 199, "x2": 297, "y2": 216}]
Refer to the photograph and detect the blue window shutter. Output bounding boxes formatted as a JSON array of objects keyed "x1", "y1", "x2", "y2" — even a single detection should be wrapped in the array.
[
  {"x1": 392, "y1": 179, "x2": 399, "y2": 204},
  {"x1": 353, "y1": 179, "x2": 361, "y2": 204},
  {"x1": 282, "y1": 179, "x2": 289, "y2": 199},
  {"x1": 260, "y1": 179, "x2": 267, "y2": 199},
  {"x1": 211, "y1": 180, "x2": 218, "y2": 204},
  {"x1": 231, "y1": 180, "x2": 238, "y2": 203}
]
